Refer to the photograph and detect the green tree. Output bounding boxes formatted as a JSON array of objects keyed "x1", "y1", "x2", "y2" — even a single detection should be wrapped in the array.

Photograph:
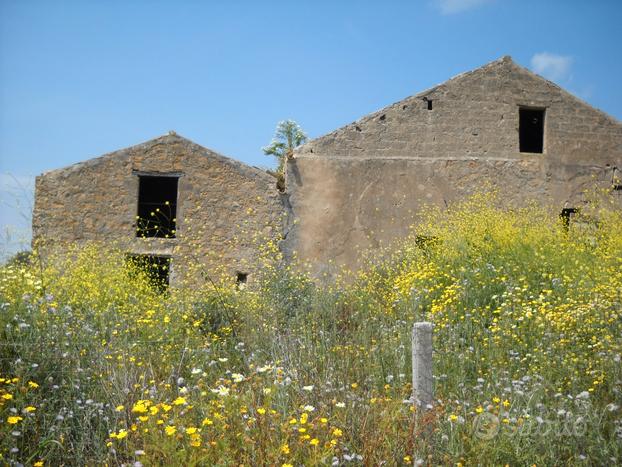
[{"x1": 262, "y1": 120, "x2": 308, "y2": 175}]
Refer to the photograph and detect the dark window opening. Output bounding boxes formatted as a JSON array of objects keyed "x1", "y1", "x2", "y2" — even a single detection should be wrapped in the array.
[
  {"x1": 519, "y1": 108, "x2": 545, "y2": 153},
  {"x1": 126, "y1": 254, "x2": 171, "y2": 292},
  {"x1": 136, "y1": 176, "x2": 178, "y2": 238},
  {"x1": 560, "y1": 208, "x2": 578, "y2": 229},
  {"x1": 236, "y1": 272, "x2": 248, "y2": 287},
  {"x1": 427, "y1": 99, "x2": 433, "y2": 111}
]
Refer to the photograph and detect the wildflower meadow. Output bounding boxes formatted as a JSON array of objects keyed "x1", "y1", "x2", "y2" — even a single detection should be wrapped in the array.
[{"x1": 1, "y1": 193, "x2": 621, "y2": 466}]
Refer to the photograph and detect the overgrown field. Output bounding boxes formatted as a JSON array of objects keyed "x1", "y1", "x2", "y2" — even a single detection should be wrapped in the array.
[{"x1": 1, "y1": 194, "x2": 621, "y2": 466}]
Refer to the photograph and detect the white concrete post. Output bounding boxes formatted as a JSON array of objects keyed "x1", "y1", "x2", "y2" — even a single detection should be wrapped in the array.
[{"x1": 412, "y1": 322, "x2": 433, "y2": 408}]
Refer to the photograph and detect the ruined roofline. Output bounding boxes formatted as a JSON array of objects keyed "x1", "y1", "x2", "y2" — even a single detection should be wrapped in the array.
[
  {"x1": 38, "y1": 132, "x2": 275, "y2": 182},
  {"x1": 294, "y1": 55, "x2": 621, "y2": 157}
]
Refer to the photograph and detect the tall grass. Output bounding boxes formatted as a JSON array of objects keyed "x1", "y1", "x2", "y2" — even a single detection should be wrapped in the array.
[{"x1": 1, "y1": 193, "x2": 621, "y2": 465}]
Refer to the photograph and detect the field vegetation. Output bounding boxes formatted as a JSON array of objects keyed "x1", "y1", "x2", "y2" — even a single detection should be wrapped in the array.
[{"x1": 1, "y1": 193, "x2": 621, "y2": 466}]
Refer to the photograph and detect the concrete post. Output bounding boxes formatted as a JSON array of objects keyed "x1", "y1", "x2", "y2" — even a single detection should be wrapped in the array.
[{"x1": 412, "y1": 322, "x2": 433, "y2": 408}]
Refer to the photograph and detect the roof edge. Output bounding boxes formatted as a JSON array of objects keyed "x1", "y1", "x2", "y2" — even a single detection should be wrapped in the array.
[
  {"x1": 294, "y1": 56, "x2": 516, "y2": 154},
  {"x1": 38, "y1": 132, "x2": 274, "y2": 181},
  {"x1": 505, "y1": 58, "x2": 622, "y2": 127},
  {"x1": 295, "y1": 55, "x2": 620, "y2": 155}
]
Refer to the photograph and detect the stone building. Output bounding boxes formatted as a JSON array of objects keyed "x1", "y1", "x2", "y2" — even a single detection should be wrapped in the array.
[
  {"x1": 283, "y1": 56, "x2": 622, "y2": 274},
  {"x1": 33, "y1": 56, "x2": 622, "y2": 282},
  {"x1": 32, "y1": 132, "x2": 283, "y2": 286}
]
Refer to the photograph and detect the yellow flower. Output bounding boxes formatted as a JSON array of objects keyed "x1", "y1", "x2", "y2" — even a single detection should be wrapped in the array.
[
  {"x1": 257, "y1": 407, "x2": 266, "y2": 415},
  {"x1": 282, "y1": 464, "x2": 293, "y2": 467},
  {"x1": 449, "y1": 414, "x2": 458, "y2": 422},
  {"x1": 503, "y1": 400, "x2": 511, "y2": 408},
  {"x1": 493, "y1": 397, "x2": 501, "y2": 404},
  {"x1": 1, "y1": 394, "x2": 13, "y2": 400},
  {"x1": 202, "y1": 418, "x2": 213, "y2": 426},
  {"x1": 332, "y1": 428, "x2": 343, "y2": 437},
  {"x1": 310, "y1": 438, "x2": 320, "y2": 446},
  {"x1": 24, "y1": 406, "x2": 36, "y2": 412},
  {"x1": 320, "y1": 417, "x2": 328, "y2": 424},
  {"x1": 281, "y1": 444, "x2": 290, "y2": 454},
  {"x1": 475, "y1": 406, "x2": 484, "y2": 414},
  {"x1": 138, "y1": 416, "x2": 148, "y2": 422},
  {"x1": 115, "y1": 405, "x2": 124, "y2": 412},
  {"x1": 28, "y1": 381, "x2": 39, "y2": 389},
  {"x1": 186, "y1": 426, "x2": 198, "y2": 435},
  {"x1": 172, "y1": 396, "x2": 187, "y2": 406},
  {"x1": 189, "y1": 434, "x2": 201, "y2": 447},
  {"x1": 7, "y1": 416, "x2": 23, "y2": 424},
  {"x1": 116, "y1": 429, "x2": 128, "y2": 439},
  {"x1": 131, "y1": 400, "x2": 149, "y2": 413},
  {"x1": 165, "y1": 425, "x2": 177, "y2": 436},
  {"x1": 34, "y1": 462, "x2": 44, "y2": 467}
]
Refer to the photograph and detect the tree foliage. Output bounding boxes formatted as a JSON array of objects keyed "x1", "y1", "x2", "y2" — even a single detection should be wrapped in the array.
[{"x1": 262, "y1": 120, "x2": 308, "y2": 174}]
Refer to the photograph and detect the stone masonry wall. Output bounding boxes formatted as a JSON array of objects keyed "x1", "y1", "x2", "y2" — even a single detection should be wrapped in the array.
[
  {"x1": 284, "y1": 56, "x2": 622, "y2": 274},
  {"x1": 33, "y1": 133, "x2": 284, "y2": 285}
]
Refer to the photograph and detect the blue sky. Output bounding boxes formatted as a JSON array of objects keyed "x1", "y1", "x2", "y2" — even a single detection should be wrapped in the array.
[{"x1": 1, "y1": 0, "x2": 621, "y2": 257}]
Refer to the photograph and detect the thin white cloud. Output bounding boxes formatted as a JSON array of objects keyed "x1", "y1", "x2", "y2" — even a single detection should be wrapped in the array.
[
  {"x1": 530, "y1": 52, "x2": 573, "y2": 82},
  {"x1": 435, "y1": 0, "x2": 493, "y2": 15}
]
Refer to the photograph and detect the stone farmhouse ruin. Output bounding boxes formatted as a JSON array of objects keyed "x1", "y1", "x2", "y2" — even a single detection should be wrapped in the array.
[
  {"x1": 33, "y1": 56, "x2": 622, "y2": 286},
  {"x1": 32, "y1": 134, "x2": 283, "y2": 286}
]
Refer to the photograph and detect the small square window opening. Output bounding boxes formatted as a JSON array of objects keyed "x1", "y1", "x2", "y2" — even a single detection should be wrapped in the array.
[
  {"x1": 236, "y1": 272, "x2": 248, "y2": 289},
  {"x1": 560, "y1": 208, "x2": 578, "y2": 229}
]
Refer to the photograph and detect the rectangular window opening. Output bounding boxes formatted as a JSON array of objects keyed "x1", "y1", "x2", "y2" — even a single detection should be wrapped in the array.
[
  {"x1": 136, "y1": 175, "x2": 178, "y2": 238},
  {"x1": 427, "y1": 99, "x2": 433, "y2": 111},
  {"x1": 519, "y1": 108, "x2": 545, "y2": 153},
  {"x1": 126, "y1": 254, "x2": 171, "y2": 292}
]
